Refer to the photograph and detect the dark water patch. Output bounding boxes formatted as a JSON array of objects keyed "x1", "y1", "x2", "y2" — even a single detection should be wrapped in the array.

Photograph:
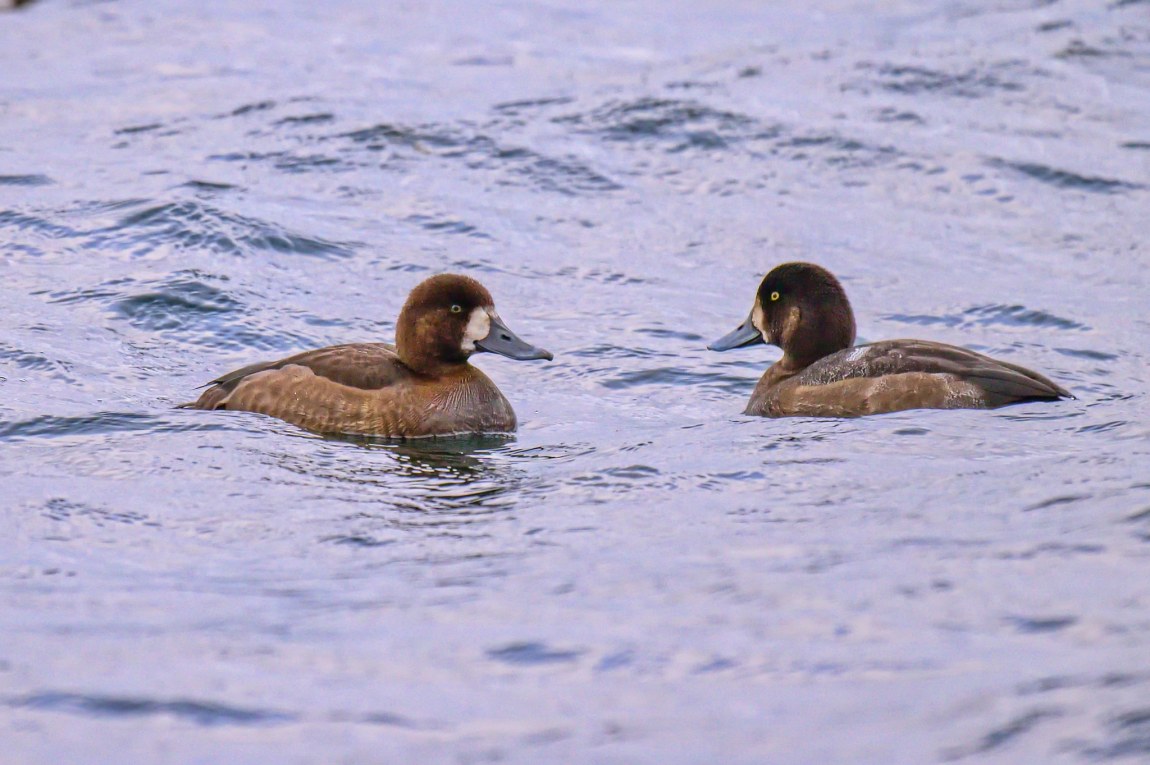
[
  {"x1": 453, "y1": 53, "x2": 514, "y2": 67},
  {"x1": 893, "y1": 427, "x2": 930, "y2": 436},
  {"x1": 0, "y1": 344, "x2": 74, "y2": 381},
  {"x1": 633, "y1": 327, "x2": 705, "y2": 342},
  {"x1": 553, "y1": 265, "x2": 645, "y2": 285},
  {"x1": 987, "y1": 158, "x2": 1145, "y2": 194},
  {"x1": 1037, "y1": 19, "x2": 1074, "y2": 32},
  {"x1": 1125, "y1": 507, "x2": 1150, "y2": 523},
  {"x1": 103, "y1": 200, "x2": 355, "y2": 259},
  {"x1": 1023, "y1": 494, "x2": 1091, "y2": 512},
  {"x1": 108, "y1": 274, "x2": 312, "y2": 350},
  {"x1": 874, "y1": 107, "x2": 925, "y2": 124},
  {"x1": 1006, "y1": 615, "x2": 1078, "y2": 634},
  {"x1": 113, "y1": 123, "x2": 163, "y2": 136},
  {"x1": 554, "y1": 97, "x2": 758, "y2": 152},
  {"x1": 181, "y1": 180, "x2": 240, "y2": 192},
  {"x1": 964, "y1": 304, "x2": 1088, "y2": 331},
  {"x1": 208, "y1": 149, "x2": 350, "y2": 175},
  {"x1": 0, "y1": 412, "x2": 157, "y2": 442},
  {"x1": 8, "y1": 692, "x2": 295, "y2": 726},
  {"x1": 0, "y1": 209, "x2": 80, "y2": 241},
  {"x1": 274, "y1": 112, "x2": 335, "y2": 127},
  {"x1": 1121, "y1": 141, "x2": 1150, "y2": 150},
  {"x1": 321, "y1": 535, "x2": 396, "y2": 548},
  {"x1": 1076, "y1": 420, "x2": 1128, "y2": 434},
  {"x1": 1055, "y1": 347, "x2": 1118, "y2": 361},
  {"x1": 493, "y1": 96, "x2": 575, "y2": 115},
  {"x1": 224, "y1": 100, "x2": 277, "y2": 118},
  {"x1": 487, "y1": 642, "x2": 584, "y2": 666},
  {"x1": 885, "y1": 304, "x2": 1087, "y2": 331},
  {"x1": 1056, "y1": 39, "x2": 1124, "y2": 59},
  {"x1": 0, "y1": 412, "x2": 233, "y2": 442},
  {"x1": 1078, "y1": 708, "x2": 1150, "y2": 759},
  {"x1": 996, "y1": 542, "x2": 1105, "y2": 559},
  {"x1": 41, "y1": 498, "x2": 157, "y2": 527},
  {"x1": 599, "y1": 367, "x2": 754, "y2": 394},
  {"x1": 0, "y1": 174, "x2": 52, "y2": 186},
  {"x1": 568, "y1": 343, "x2": 670, "y2": 360},
  {"x1": 113, "y1": 276, "x2": 241, "y2": 331},
  {"x1": 852, "y1": 62, "x2": 1024, "y2": 98},
  {"x1": 339, "y1": 121, "x2": 620, "y2": 195},
  {"x1": 941, "y1": 709, "x2": 1063, "y2": 760},
  {"x1": 406, "y1": 213, "x2": 491, "y2": 239}
]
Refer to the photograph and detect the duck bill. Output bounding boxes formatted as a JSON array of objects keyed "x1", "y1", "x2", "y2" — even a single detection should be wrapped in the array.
[
  {"x1": 708, "y1": 313, "x2": 764, "y2": 352},
  {"x1": 476, "y1": 314, "x2": 554, "y2": 361}
]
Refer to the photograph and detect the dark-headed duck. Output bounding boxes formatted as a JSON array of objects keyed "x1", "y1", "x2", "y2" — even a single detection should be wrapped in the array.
[
  {"x1": 709, "y1": 262, "x2": 1072, "y2": 417},
  {"x1": 183, "y1": 274, "x2": 552, "y2": 437}
]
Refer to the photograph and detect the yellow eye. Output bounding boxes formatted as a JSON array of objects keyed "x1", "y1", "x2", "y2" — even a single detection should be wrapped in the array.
[
  {"x1": 770, "y1": 291, "x2": 780, "y2": 302},
  {"x1": 450, "y1": 304, "x2": 463, "y2": 314}
]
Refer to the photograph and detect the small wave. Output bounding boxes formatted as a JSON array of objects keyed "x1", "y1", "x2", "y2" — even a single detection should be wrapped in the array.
[
  {"x1": 273, "y1": 112, "x2": 335, "y2": 127},
  {"x1": 600, "y1": 367, "x2": 753, "y2": 395},
  {"x1": 941, "y1": 709, "x2": 1063, "y2": 759},
  {"x1": 1006, "y1": 615, "x2": 1078, "y2": 634},
  {"x1": 113, "y1": 123, "x2": 164, "y2": 135},
  {"x1": 555, "y1": 96, "x2": 755, "y2": 151},
  {"x1": 0, "y1": 174, "x2": 52, "y2": 186},
  {"x1": 885, "y1": 304, "x2": 1088, "y2": 331},
  {"x1": 492, "y1": 96, "x2": 575, "y2": 115},
  {"x1": 1054, "y1": 347, "x2": 1118, "y2": 361},
  {"x1": 852, "y1": 62, "x2": 1025, "y2": 98},
  {"x1": 0, "y1": 412, "x2": 232, "y2": 442},
  {"x1": 222, "y1": 100, "x2": 277, "y2": 118},
  {"x1": 8, "y1": 692, "x2": 295, "y2": 726},
  {"x1": 103, "y1": 200, "x2": 355, "y2": 259},
  {"x1": 987, "y1": 158, "x2": 1146, "y2": 194},
  {"x1": 41, "y1": 497, "x2": 156, "y2": 527},
  {"x1": 181, "y1": 180, "x2": 240, "y2": 192},
  {"x1": 207, "y1": 149, "x2": 351, "y2": 175},
  {"x1": 340, "y1": 121, "x2": 621, "y2": 195},
  {"x1": 0, "y1": 344, "x2": 74, "y2": 380},
  {"x1": 486, "y1": 641, "x2": 584, "y2": 666}
]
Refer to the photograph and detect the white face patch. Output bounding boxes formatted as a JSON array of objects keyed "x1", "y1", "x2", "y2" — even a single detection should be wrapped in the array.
[
  {"x1": 751, "y1": 301, "x2": 768, "y2": 343},
  {"x1": 460, "y1": 307, "x2": 492, "y2": 352}
]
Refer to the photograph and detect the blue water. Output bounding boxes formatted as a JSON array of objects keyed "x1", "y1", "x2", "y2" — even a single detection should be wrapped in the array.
[{"x1": 2, "y1": 1, "x2": 1149, "y2": 762}]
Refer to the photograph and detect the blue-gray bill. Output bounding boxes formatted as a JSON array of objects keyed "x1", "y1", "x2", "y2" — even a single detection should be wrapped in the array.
[
  {"x1": 708, "y1": 313, "x2": 763, "y2": 352},
  {"x1": 476, "y1": 315, "x2": 554, "y2": 361}
]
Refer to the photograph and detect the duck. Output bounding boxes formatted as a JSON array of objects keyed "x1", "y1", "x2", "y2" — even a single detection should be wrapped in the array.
[
  {"x1": 183, "y1": 273, "x2": 553, "y2": 437},
  {"x1": 708, "y1": 262, "x2": 1072, "y2": 417}
]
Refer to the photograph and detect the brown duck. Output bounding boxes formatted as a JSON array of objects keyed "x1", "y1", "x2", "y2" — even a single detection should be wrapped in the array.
[
  {"x1": 183, "y1": 274, "x2": 552, "y2": 437},
  {"x1": 709, "y1": 262, "x2": 1072, "y2": 417}
]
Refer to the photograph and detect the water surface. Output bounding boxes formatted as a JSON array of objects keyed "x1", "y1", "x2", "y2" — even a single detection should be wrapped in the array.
[{"x1": 2, "y1": 0, "x2": 1149, "y2": 762}]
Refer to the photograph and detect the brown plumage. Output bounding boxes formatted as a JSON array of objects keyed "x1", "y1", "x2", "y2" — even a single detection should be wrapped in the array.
[
  {"x1": 182, "y1": 274, "x2": 552, "y2": 437},
  {"x1": 709, "y1": 262, "x2": 1073, "y2": 418}
]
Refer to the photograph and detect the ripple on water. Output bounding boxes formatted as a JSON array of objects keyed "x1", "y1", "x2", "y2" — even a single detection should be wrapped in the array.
[
  {"x1": 99, "y1": 200, "x2": 355, "y2": 259},
  {"x1": 51, "y1": 271, "x2": 319, "y2": 352},
  {"x1": 486, "y1": 642, "x2": 585, "y2": 666},
  {"x1": 986, "y1": 158, "x2": 1147, "y2": 194},
  {"x1": 0, "y1": 412, "x2": 231, "y2": 442},
  {"x1": 0, "y1": 174, "x2": 53, "y2": 187},
  {"x1": 7, "y1": 692, "x2": 295, "y2": 727},
  {"x1": 884, "y1": 303, "x2": 1088, "y2": 331},
  {"x1": 850, "y1": 61, "x2": 1026, "y2": 98},
  {"x1": 337, "y1": 121, "x2": 621, "y2": 196},
  {"x1": 0, "y1": 343, "x2": 76, "y2": 382}
]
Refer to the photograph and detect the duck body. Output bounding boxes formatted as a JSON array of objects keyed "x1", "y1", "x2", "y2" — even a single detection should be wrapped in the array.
[
  {"x1": 184, "y1": 274, "x2": 551, "y2": 438},
  {"x1": 710, "y1": 262, "x2": 1072, "y2": 418}
]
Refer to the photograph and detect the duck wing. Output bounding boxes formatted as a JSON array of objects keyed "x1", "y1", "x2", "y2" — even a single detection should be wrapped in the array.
[
  {"x1": 185, "y1": 343, "x2": 409, "y2": 410},
  {"x1": 800, "y1": 339, "x2": 1072, "y2": 406}
]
